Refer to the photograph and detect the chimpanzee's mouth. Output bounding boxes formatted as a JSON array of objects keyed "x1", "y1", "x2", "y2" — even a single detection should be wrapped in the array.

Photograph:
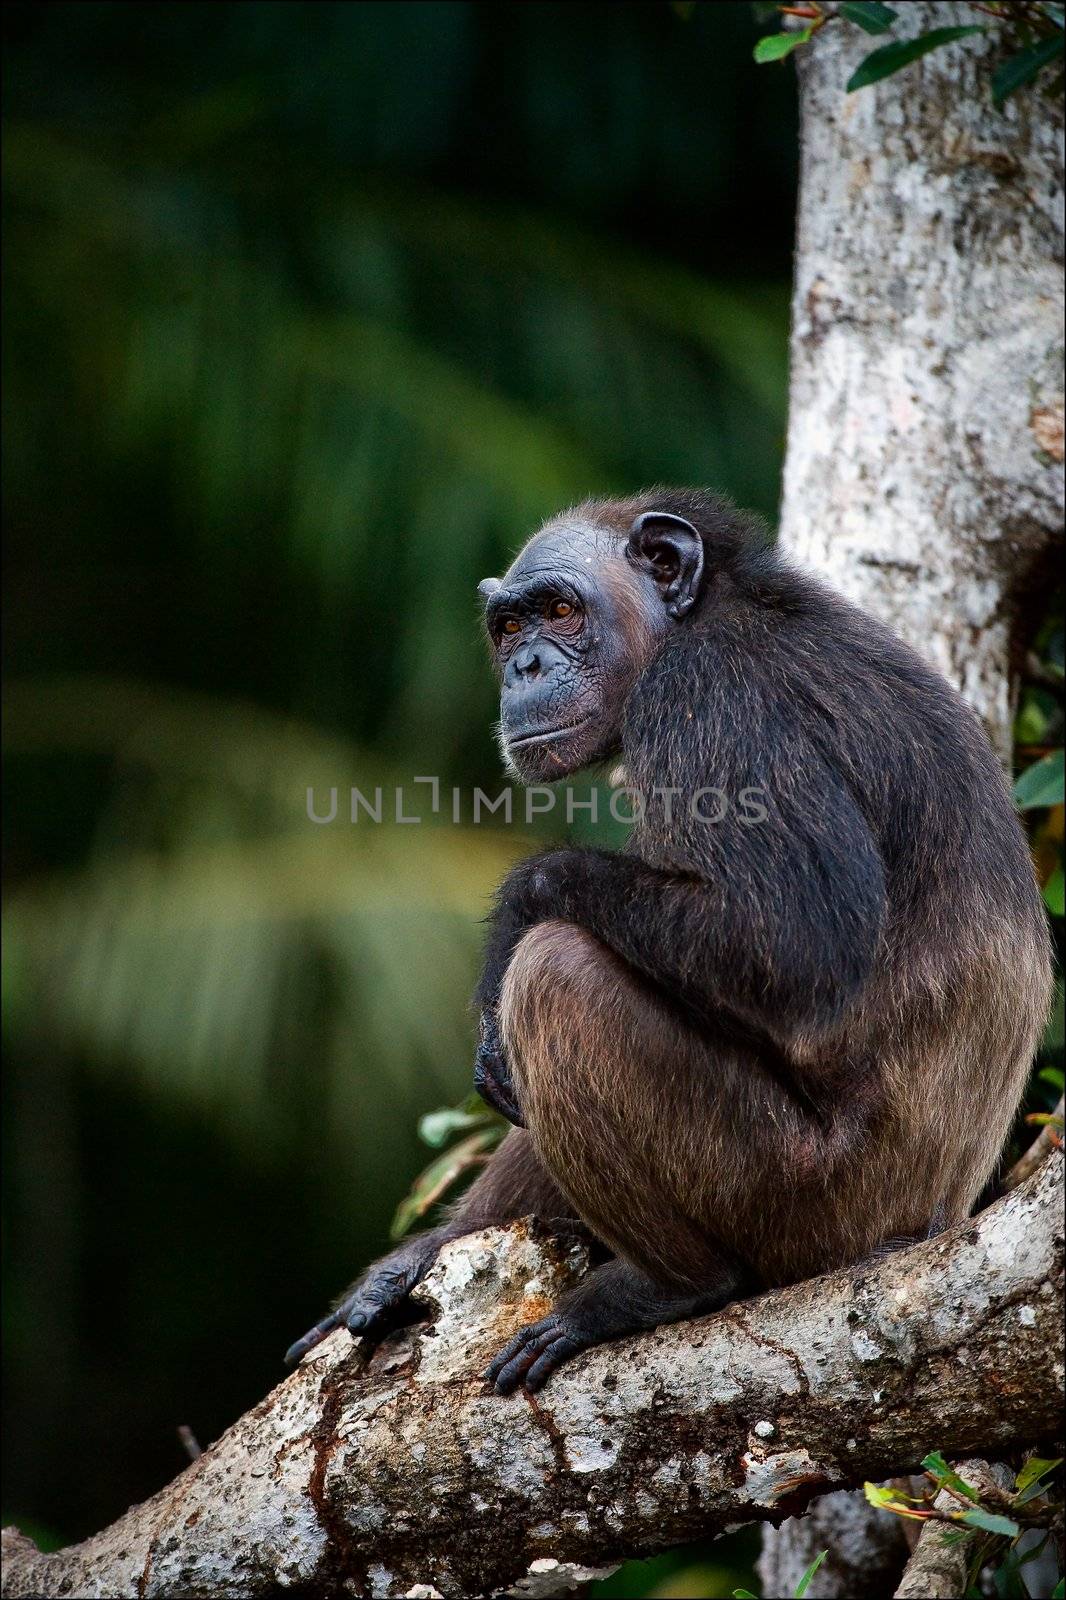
[{"x1": 506, "y1": 716, "x2": 592, "y2": 748}]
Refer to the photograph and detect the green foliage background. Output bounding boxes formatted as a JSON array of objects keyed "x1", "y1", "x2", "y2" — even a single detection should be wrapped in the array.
[{"x1": 1, "y1": 4, "x2": 795, "y2": 1591}]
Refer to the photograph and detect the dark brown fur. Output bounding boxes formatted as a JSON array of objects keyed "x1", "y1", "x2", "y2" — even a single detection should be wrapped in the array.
[
  {"x1": 288, "y1": 490, "x2": 1052, "y2": 1384},
  {"x1": 479, "y1": 490, "x2": 1052, "y2": 1291}
]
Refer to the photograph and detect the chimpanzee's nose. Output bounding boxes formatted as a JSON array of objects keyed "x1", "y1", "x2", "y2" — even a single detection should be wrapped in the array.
[{"x1": 510, "y1": 644, "x2": 541, "y2": 680}]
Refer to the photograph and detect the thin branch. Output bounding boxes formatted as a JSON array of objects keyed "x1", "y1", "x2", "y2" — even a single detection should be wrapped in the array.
[
  {"x1": 893, "y1": 1461, "x2": 1013, "y2": 1599},
  {"x1": 1004, "y1": 1095, "x2": 1065, "y2": 1191}
]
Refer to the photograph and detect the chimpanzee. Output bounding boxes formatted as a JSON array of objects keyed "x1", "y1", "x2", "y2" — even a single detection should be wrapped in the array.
[{"x1": 287, "y1": 490, "x2": 1052, "y2": 1395}]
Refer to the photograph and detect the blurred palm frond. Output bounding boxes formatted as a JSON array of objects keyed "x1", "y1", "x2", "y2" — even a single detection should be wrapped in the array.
[
  {"x1": 2, "y1": 54, "x2": 788, "y2": 1154},
  {"x1": 3, "y1": 676, "x2": 525, "y2": 1146}
]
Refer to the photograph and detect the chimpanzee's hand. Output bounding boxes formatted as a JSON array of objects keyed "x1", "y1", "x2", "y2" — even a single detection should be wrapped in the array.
[
  {"x1": 284, "y1": 1227, "x2": 448, "y2": 1366},
  {"x1": 474, "y1": 1008, "x2": 525, "y2": 1128},
  {"x1": 513, "y1": 847, "x2": 584, "y2": 917}
]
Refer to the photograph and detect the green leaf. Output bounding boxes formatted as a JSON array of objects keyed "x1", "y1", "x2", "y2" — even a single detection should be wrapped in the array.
[
  {"x1": 994, "y1": 1548, "x2": 1031, "y2": 1600},
  {"x1": 922, "y1": 1449, "x2": 952, "y2": 1479},
  {"x1": 847, "y1": 26, "x2": 987, "y2": 91},
  {"x1": 1015, "y1": 688, "x2": 1051, "y2": 745},
  {"x1": 1039, "y1": 1065, "x2": 1066, "y2": 1092},
  {"x1": 1051, "y1": 1579, "x2": 1065, "y2": 1599},
  {"x1": 754, "y1": 26, "x2": 814, "y2": 63},
  {"x1": 390, "y1": 1126, "x2": 503, "y2": 1238},
  {"x1": 1015, "y1": 1455, "x2": 1063, "y2": 1494},
  {"x1": 993, "y1": 1537, "x2": 1053, "y2": 1599},
  {"x1": 922, "y1": 1452, "x2": 981, "y2": 1502},
  {"x1": 992, "y1": 32, "x2": 1066, "y2": 104},
  {"x1": 795, "y1": 1550, "x2": 829, "y2": 1597},
  {"x1": 732, "y1": 1590, "x2": 758, "y2": 1599},
  {"x1": 1014, "y1": 749, "x2": 1065, "y2": 809},
  {"x1": 1015, "y1": 1474, "x2": 1059, "y2": 1507},
  {"x1": 418, "y1": 1093, "x2": 496, "y2": 1148},
  {"x1": 956, "y1": 1507, "x2": 1021, "y2": 1538},
  {"x1": 839, "y1": 2, "x2": 898, "y2": 34},
  {"x1": 864, "y1": 1482, "x2": 908, "y2": 1509},
  {"x1": 864, "y1": 1481, "x2": 929, "y2": 1518},
  {"x1": 1016, "y1": 1534, "x2": 1050, "y2": 1567},
  {"x1": 1043, "y1": 866, "x2": 1065, "y2": 917}
]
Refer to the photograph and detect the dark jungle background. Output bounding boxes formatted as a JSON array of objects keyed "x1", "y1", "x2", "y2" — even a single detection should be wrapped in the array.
[{"x1": 3, "y1": 5, "x2": 1061, "y2": 1598}]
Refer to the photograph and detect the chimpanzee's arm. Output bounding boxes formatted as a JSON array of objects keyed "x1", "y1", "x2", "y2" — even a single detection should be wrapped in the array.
[{"x1": 476, "y1": 751, "x2": 886, "y2": 1040}]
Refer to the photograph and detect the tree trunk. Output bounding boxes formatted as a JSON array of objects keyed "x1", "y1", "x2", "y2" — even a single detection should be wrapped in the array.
[
  {"x1": 761, "y1": 5, "x2": 1064, "y2": 1592},
  {"x1": 779, "y1": 1, "x2": 1063, "y2": 757}
]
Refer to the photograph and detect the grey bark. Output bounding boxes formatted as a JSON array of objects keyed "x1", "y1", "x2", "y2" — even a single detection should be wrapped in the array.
[
  {"x1": 1, "y1": 1154, "x2": 1062, "y2": 1599},
  {"x1": 761, "y1": 7, "x2": 1064, "y2": 1594},
  {"x1": 893, "y1": 1461, "x2": 1013, "y2": 1600},
  {"x1": 779, "y1": 1, "x2": 1063, "y2": 758},
  {"x1": 754, "y1": 1488, "x2": 911, "y2": 1599}
]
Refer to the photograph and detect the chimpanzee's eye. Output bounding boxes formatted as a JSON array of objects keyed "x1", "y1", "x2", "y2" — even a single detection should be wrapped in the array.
[
  {"x1": 549, "y1": 600, "x2": 574, "y2": 619},
  {"x1": 501, "y1": 618, "x2": 521, "y2": 635}
]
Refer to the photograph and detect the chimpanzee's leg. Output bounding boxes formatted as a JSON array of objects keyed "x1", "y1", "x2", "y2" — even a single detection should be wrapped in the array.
[
  {"x1": 483, "y1": 919, "x2": 760, "y2": 1389},
  {"x1": 498, "y1": 920, "x2": 768, "y2": 1281}
]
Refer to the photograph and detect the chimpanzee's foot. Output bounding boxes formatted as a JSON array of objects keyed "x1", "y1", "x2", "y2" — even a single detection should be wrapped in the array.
[
  {"x1": 484, "y1": 1256, "x2": 739, "y2": 1394},
  {"x1": 854, "y1": 1209, "x2": 950, "y2": 1271},
  {"x1": 284, "y1": 1226, "x2": 453, "y2": 1366}
]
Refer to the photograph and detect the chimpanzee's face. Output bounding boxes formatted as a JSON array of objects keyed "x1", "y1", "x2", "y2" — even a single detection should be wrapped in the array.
[{"x1": 479, "y1": 508, "x2": 697, "y2": 783}]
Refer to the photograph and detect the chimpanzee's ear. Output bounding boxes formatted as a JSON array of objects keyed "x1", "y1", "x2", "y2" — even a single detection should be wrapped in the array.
[{"x1": 625, "y1": 512, "x2": 704, "y2": 619}]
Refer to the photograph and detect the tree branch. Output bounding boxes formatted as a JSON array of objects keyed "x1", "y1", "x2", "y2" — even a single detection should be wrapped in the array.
[
  {"x1": 2, "y1": 1151, "x2": 1061, "y2": 1600},
  {"x1": 1005, "y1": 1096, "x2": 1065, "y2": 1192},
  {"x1": 893, "y1": 1460, "x2": 1013, "y2": 1599}
]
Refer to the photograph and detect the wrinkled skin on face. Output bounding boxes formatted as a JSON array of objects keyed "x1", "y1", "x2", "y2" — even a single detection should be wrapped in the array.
[{"x1": 480, "y1": 519, "x2": 670, "y2": 783}]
